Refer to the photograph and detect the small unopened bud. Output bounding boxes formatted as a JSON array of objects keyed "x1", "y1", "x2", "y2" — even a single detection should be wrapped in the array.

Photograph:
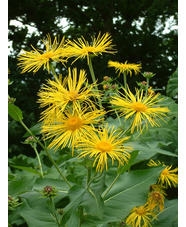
[
  {"x1": 8, "y1": 195, "x2": 20, "y2": 210},
  {"x1": 103, "y1": 76, "x2": 110, "y2": 81},
  {"x1": 42, "y1": 185, "x2": 58, "y2": 198},
  {"x1": 57, "y1": 208, "x2": 64, "y2": 215},
  {"x1": 8, "y1": 97, "x2": 16, "y2": 104},
  {"x1": 142, "y1": 72, "x2": 156, "y2": 79},
  {"x1": 141, "y1": 81, "x2": 147, "y2": 85},
  {"x1": 23, "y1": 136, "x2": 38, "y2": 145},
  {"x1": 111, "y1": 84, "x2": 118, "y2": 90},
  {"x1": 103, "y1": 84, "x2": 110, "y2": 90}
]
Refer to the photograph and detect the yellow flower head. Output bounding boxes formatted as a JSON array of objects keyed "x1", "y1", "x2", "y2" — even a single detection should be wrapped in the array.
[
  {"x1": 41, "y1": 108, "x2": 105, "y2": 156},
  {"x1": 160, "y1": 165, "x2": 178, "y2": 188},
  {"x1": 110, "y1": 87, "x2": 170, "y2": 133},
  {"x1": 148, "y1": 160, "x2": 178, "y2": 188},
  {"x1": 66, "y1": 32, "x2": 117, "y2": 64},
  {"x1": 78, "y1": 124, "x2": 132, "y2": 172},
  {"x1": 147, "y1": 190, "x2": 165, "y2": 213},
  {"x1": 38, "y1": 68, "x2": 98, "y2": 121},
  {"x1": 126, "y1": 205, "x2": 155, "y2": 227},
  {"x1": 17, "y1": 34, "x2": 68, "y2": 74},
  {"x1": 108, "y1": 60, "x2": 142, "y2": 76}
]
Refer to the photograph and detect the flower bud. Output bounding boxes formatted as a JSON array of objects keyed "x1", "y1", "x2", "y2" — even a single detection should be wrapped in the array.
[
  {"x1": 142, "y1": 72, "x2": 156, "y2": 79},
  {"x1": 111, "y1": 84, "x2": 118, "y2": 90},
  {"x1": 103, "y1": 84, "x2": 110, "y2": 90},
  {"x1": 42, "y1": 185, "x2": 58, "y2": 198}
]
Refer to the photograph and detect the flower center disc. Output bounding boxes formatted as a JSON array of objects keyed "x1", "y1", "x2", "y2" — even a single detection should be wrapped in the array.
[
  {"x1": 161, "y1": 168, "x2": 169, "y2": 176},
  {"x1": 83, "y1": 46, "x2": 96, "y2": 54},
  {"x1": 39, "y1": 52, "x2": 54, "y2": 60},
  {"x1": 131, "y1": 102, "x2": 147, "y2": 112},
  {"x1": 136, "y1": 206, "x2": 146, "y2": 215},
  {"x1": 96, "y1": 141, "x2": 112, "y2": 152},
  {"x1": 65, "y1": 116, "x2": 83, "y2": 131},
  {"x1": 68, "y1": 91, "x2": 79, "y2": 101}
]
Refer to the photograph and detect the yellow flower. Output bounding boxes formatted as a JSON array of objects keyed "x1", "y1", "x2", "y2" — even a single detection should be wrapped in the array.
[
  {"x1": 66, "y1": 32, "x2": 117, "y2": 64},
  {"x1": 41, "y1": 108, "x2": 104, "y2": 156},
  {"x1": 148, "y1": 160, "x2": 178, "y2": 188},
  {"x1": 17, "y1": 34, "x2": 68, "y2": 74},
  {"x1": 126, "y1": 205, "x2": 155, "y2": 227},
  {"x1": 159, "y1": 166, "x2": 178, "y2": 188},
  {"x1": 108, "y1": 60, "x2": 142, "y2": 76},
  {"x1": 110, "y1": 87, "x2": 170, "y2": 133},
  {"x1": 78, "y1": 125, "x2": 131, "y2": 172},
  {"x1": 147, "y1": 190, "x2": 165, "y2": 213},
  {"x1": 38, "y1": 68, "x2": 98, "y2": 121}
]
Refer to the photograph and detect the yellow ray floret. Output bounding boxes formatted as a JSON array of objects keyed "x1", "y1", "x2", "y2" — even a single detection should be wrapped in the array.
[
  {"x1": 38, "y1": 68, "x2": 99, "y2": 121},
  {"x1": 110, "y1": 87, "x2": 170, "y2": 133},
  {"x1": 108, "y1": 60, "x2": 142, "y2": 76},
  {"x1": 41, "y1": 108, "x2": 105, "y2": 156},
  {"x1": 148, "y1": 160, "x2": 178, "y2": 188},
  {"x1": 66, "y1": 32, "x2": 117, "y2": 64},
  {"x1": 78, "y1": 124, "x2": 132, "y2": 172},
  {"x1": 126, "y1": 205, "x2": 155, "y2": 227},
  {"x1": 17, "y1": 34, "x2": 69, "y2": 74}
]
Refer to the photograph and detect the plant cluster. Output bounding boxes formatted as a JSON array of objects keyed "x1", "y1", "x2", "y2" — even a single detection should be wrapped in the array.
[{"x1": 8, "y1": 33, "x2": 178, "y2": 227}]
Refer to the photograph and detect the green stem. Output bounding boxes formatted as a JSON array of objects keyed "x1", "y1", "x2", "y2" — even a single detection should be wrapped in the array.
[
  {"x1": 79, "y1": 206, "x2": 84, "y2": 227},
  {"x1": 145, "y1": 77, "x2": 149, "y2": 96},
  {"x1": 123, "y1": 71, "x2": 127, "y2": 92},
  {"x1": 32, "y1": 145, "x2": 44, "y2": 178},
  {"x1": 88, "y1": 57, "x2": 102, "y2": 109},
  {"x1": 87, "y1": 168, "x2": 92, "y2": 186},
  {"x1": 50, "y1": 198, "x2": 60, "y2": 227},
  {"x1": 49, "y1": 64, "x2": 57, "y2": 79},
  {"x1": 102, "y1": 173, "x2": 121, "y2": 199},
  {"x1": 114, "y1": 109, "x2": 122, "y2": 126},
  {"x1": 19, "y1": 120, "x2": 72, "y2": 188}
]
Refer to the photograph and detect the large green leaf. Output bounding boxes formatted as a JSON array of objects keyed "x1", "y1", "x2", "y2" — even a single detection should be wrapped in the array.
[
  {"x1": 19, "y1": 198, "x2": 57, "y2": 227},
  {"x1": 8, "y1": 176, "x2": 37, "y2": 196},
  {"x1": 130, "y1": 140, "x2": 177, "y2": 164},
  {"x1": 60, "y1": 185, "x2": 86, "y2": 226},
  {"x1": 151, "y1": 199, "x2": 178, "y2": 226},
  {"x1": 166, "y1": 68, "x2": 178, "y2": 98},
  {"x1": 8, "y1": 103, "x2": 23, "y2": 121},
  {"x1": 10, "y1": 165, "x2": 41, "y2": 175},
  {"x1": 82, "y1": 166, "x2": 164, "y2": 226},
  {"x1": 82, "y1": 174, "x2": 105, "y2": 218}
]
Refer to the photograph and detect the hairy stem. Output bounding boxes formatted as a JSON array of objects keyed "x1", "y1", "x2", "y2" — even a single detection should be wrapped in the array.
[
  {"x1": 19, "y1": 120, "x2": 72, "y2": 188},
  {"x1": 88, "y1": 57, "x2": 102, "y2": 109},
  {"x1": 32, "y1": 145, "x2": 44, "y2": 178}
]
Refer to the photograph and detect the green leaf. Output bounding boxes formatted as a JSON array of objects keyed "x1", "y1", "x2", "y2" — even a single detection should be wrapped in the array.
[
  {"x1": 8, "y1": 176, "x2": 37, "y2": 196},
  {"x1": 130, "y1": 140, "x2": 177, "y2": 164},
  {"x1": 19, "y1": 198, "x2": 57, "y2": 227},
  {"x1": 8, "y1": 103, "x2": 23, "y2": 121},
  {"x1": 166, "y1": 68, "x2": 178, "y2": 98},
  {"x1": 33, "y1": 178, "x2": 69, "y2": 195},
  {"x1": 10, "y1": 165, "x2": 41, "y2": 175},
  {"x1": 82, "y1": 175, "x2": 105, "y2": 218},
  {"x1": 82, "y1": 166, "x2": 164, "y2": 226},
  {"x1": 60, "y1": 185, "x2": 86, "y2": 226},
  {"x1": 118, "y1": 150, "x2": 138, "y2": 174},
  {"x1": 23, "y1": 122, "x2": 43, "y2": 138},
  {"x1": 151, "y1": 199, "x2": 178, "y2": 226}
]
